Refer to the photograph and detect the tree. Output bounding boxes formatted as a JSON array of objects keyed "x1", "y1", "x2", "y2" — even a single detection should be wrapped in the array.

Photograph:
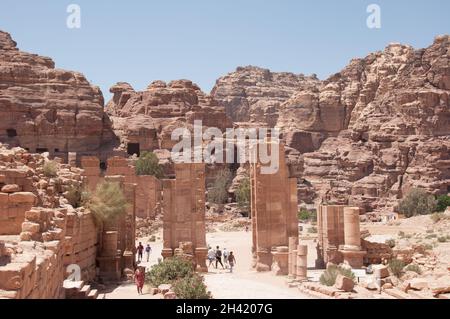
[
  {"x1": 236, "y1": 177, "x2": 250, "y2": 211},
  {"x1": 207, "y1": 168, "x2": 232, "y2": 205},
  {"x1": 86, "y1": 181, "x2": 128, "y2": 225},
  {"x1": 398, "y1": 188, "x2": 437, "y2": 218},
  {"x1": 135, "y1": 151, "x2": 164, "y2": 178}
]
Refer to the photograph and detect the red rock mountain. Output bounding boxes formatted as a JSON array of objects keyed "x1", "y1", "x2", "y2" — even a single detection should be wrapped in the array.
[{"x1": 0, "y1": 31, "x2": 118, "y2": 161}]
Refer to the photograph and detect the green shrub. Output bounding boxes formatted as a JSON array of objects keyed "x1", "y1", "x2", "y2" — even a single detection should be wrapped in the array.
[
  {"x1": 146, "y1": 257, "x2": 194, "y2": 287},
  {"x1": 149, "y1": 235, "x2": 156, "y2": 242},
  {"x1": 398, "y1": 231, "x2": 405, "y2": 238},
  {"x1": 404, "y1": 264, "x2": 422, "y2": 275},
  {"x1": 86, "y1": 181, "x2": 127, "y2": 225},
  {"x1": 207, "y1": 168, "x2": 232, "y2": 205},
  {"x1": 235, "y1": 177, "x2": 250, "y2": 210},
  {"x1": 436, "y1": 195, "x2": 450, "y2": 212},
  {"x1": 398, "y1": 188, "x2": 437, "y2": 218},
  {"x1": 135, "y1": 151, "x2": 164, "y2": 178},
  {"x1": 65, "y1": 184, "x2": 90, "y2": 208},
  {"x1": 298, "y1": 210, "x2": 317, "y2": 222},
  {"x1": 172, "y1": 274, "x2": 211, "y2": 299},
  {"x1": 425, "y1": 234, "x2": 437, "y2": 239},
  {"x1": 319, "y1": 265, "x2": 355, "y2": 286},
  {"x1": 423, "y1": 243, "x2": 433, "y2": 251},
  {"x1": 385, "y1": 239, "x2": 396, "y2": 248},
  {"x1": 389, "y1": 259, "x2": 405, "y2": 277},
  {"x1": 308, "y1": 226, "x2": 318, "y2": 234},
  {"x1": 437, "y1": 236, "x2": 447, "y2": 243},
  {"x1": 43, "y1": 161, "x2": 58, "y2": 178}
]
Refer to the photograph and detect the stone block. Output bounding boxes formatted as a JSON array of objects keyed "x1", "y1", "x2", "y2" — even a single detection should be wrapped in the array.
[{"x1": 334, "y1": 274, "x2": 355, "y2": 292}]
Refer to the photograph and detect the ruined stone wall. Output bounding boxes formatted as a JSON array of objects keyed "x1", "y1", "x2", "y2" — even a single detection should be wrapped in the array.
[
  {"x1": 316, "y1": 205, "x2": 345, "y2": 267},
  {"x1": 161, "y1": 163, "x2": 207, "y2": 271},
  {"x1": 0, "y1": 206, "x2": 99, "y2": 299},
  {"x1": 250, "y1": 142, "x2": 299, "y2": 272}
]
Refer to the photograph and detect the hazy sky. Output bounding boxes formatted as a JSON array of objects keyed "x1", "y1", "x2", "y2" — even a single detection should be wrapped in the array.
[{"x1": 1, "y1": 0, "x2": 449, "y2": 102}]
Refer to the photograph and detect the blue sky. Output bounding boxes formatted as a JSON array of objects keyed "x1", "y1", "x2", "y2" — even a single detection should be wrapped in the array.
[{"x1": 0, "y1": 0, "x2": 449, "y2": 102}]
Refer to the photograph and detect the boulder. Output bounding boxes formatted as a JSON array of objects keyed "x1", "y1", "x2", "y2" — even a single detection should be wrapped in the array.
[
  {"x1": 1, "y1": 184, "x2": 20, "y2": 193},
  {"x1": 158, "y1": 284, "x2": 172, "y2": 295},
  {"x1": 334, "y1": 274, "x2": 354, "y2": 292}
]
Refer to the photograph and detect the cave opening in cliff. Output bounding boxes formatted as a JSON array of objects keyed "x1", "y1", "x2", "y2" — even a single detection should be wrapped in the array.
[
  {"x1": 36, "y1": 148, "x2": 48, "y2": 154},
  {"x1": 100, "y1": 161, "x2": 107, "y2": 171},
  {"x1": 127, "y1": 143, "x2": 140, "y2": 157},
  {"x1": 6, "y1": 129, "x2": 17, "y2": 138}
]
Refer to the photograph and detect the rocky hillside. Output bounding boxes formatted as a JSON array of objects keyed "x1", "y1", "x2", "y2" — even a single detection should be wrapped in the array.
[
  {"x1": 280, "y1": 36, "x2": 450, "y2": 211},
  {"x1": 0, "y1": 31, "x2": 118, "y2": 160},
  {"x1": 212, "y1": 66, "x2": 319, "y2": 126},
  {"x1": 106, "y1": 79, "x2": 232, "y2": 152}
]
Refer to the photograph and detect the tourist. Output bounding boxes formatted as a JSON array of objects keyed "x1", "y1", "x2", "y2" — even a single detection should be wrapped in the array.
[
  {"x1": 137, "y1": 242, "x2": 144, "y2": 262},
  {"x1": 134, "y1": 267, "x2": 145, "y2": 295},
  {"x1": 145, "y1": 244, "x2": 152, "y2": 262},
  {"x1": 215, "y1": 246, "x2": 224, "y2": 269},
  {"x1": 228, "y1": 252, "x2": 236, "y2": 273},
  {"x1": 207, "y1": 246, "x2": 216, "y2": 268},
  {"x1": 223, "y1": 248, "x2": 229, "y2": 269}
]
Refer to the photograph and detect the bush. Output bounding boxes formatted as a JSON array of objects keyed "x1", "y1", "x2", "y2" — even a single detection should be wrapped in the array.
[
  {"x1": 430, "y1": 213, "x2": 444, "y2": 223},
  {"x1": 298, "y1": 210, "x2": 317, "y2": 222},
  {"x1": 86, "y1": 181, "x2": 127, "y2": 225},
  {"x1": 149, "y1": 235, "x2": 156, "y2": 242},
  {"x1": 423, "y1": 243, "x2": 433, "y2": 251},
  {"x1": 385, "y1": 239, "x2": 396, "y2": 248},
  {"x1": 425, "y1": 234, "x2": 437, "y2": 239},
  {"x1": 43, "y1": 161, "x2": 58, "y2": 178},
  {"x1": 135, "y1": 151, "x2": 164, "y2": 178},
  {"x1": 398, "y1": 188, "x2": 437, "y2": 218},
  {"x1": 145, "y1": 257, "x2": 194, "y2": 287},
  {"x1": 65, "y1": 184, "x2": 90, "y2": 208},
  {"x1": 404, "y1": 264, "x2": 422, "y2": 274},
  {"x1": 436, "y1": 195, "x2": 450, "y2": 212},
  {"x1": 398, "y1": 231, "x2": 405, "y2": 238},
  {"x1": 235, "y1": 177, "x2": 250, "y2": 210},
  {"x1": 389, "y1": 259, "x2": 405, "y2": 277},
  {"x1": 207, "y1": 168, "x2": 232, "y2": 205},
  {"x1": 320, "y1": 265, "x2": 355, "y2": 286},
  {"x1": 172, "y1": 274, "x2": 211, "y2": 299},
  {"x1": 308, "y1": 226, "x2": 318, "y2": 234}
]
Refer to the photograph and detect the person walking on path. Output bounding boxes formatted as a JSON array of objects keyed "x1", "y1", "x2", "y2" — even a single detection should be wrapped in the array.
[
  {"x1": 223, "y1": 248, "x2": 229, "y2": 269},
  {"x1": 137, "y1": 242, "x2": 144, "y2": 262},
  {"x1": 134, "y1": 267, "x2": 145, "y2": 295},
  {"x1": 215, "y1": 246, "x2": 224, "y2": 269},
  {"x1": 228, "y1": 252, "x2": 236, "y2": 273},
  {"x1": 207, "y1": 246, "x2": 216, "y2": 268},
  {"x1": 145, "y1": 244, "x2": 152, "y2": 262}
]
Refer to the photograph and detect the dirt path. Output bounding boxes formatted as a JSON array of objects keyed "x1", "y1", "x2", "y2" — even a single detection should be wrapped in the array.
[{"x1": 104, "y1": 230, "x2": 311, "y2": 299}]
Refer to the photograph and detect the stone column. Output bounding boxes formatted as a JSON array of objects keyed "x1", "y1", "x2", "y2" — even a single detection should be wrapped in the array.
[
  {"x1": 288, "y1": 236, "x2": 298, "y2": 278},
  {"x1": 340, "y1": 207, "x2": 366, "y2": 268},
  {"x1": 271, "y1": 246, "x2": 289, "y2": 276},
  {"x1": 343, "y1": 207, "x2": 362, "y2": 249},
  {"x1": 296, "y1": 244, "x2": 308, "y2": 281},
  {"x1": 195, "y1": 247, "x2": 208, "y2": 272}
]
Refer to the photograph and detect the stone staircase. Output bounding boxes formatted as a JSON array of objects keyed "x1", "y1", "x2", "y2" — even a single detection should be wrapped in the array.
[{"x1": 63, "y1": 280, "x2": 99, "y2": 299}]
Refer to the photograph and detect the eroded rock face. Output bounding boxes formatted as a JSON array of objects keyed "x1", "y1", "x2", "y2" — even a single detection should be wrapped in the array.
[
  {"x1": 279, "y1": 36, "x2": 450, "y2": 211},
  {"x1": 106, "y1": 79, "x2": 232, "y2": 153},
  {"x1": 0, "y1": 30, "x2": 117, "y2": 160},
  {"x1": 212, "y1": 66, "x2": 320, "y2": 126}
]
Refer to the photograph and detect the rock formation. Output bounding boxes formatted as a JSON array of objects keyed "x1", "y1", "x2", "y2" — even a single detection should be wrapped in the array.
[
  {"x1": 281, "y1": 36, "x2": 450, "y2": 212},
  {"x1": 106, "y1": 79, "x2": 232, "y2": 155},
  {"x1": 0, "y1": 31, "x2": 118, "y2": 163},
  {"x1": 212, "y1": 66, "x2": 320, "y2": 126}
]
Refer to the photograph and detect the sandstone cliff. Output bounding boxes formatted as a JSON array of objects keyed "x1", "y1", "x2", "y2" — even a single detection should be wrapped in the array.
[
  {"x1": 0, "y1": 31, "x2": 118, "y2": 160},
  {"x1": 211, "y1": 66, "x2": 320, "y2": 126},
  {"x1": 106, "y1": 79, "x2": 232, "y2": 153},
  {"x1": 279, "y1": 36, "x2": 450, "y2": 211}
]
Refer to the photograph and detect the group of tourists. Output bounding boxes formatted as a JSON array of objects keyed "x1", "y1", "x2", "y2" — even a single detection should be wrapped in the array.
[
  {"x1": 207, "y1": 246, "x2": 236, "y2": 273},
  {"x1": 136, "y1": 242, "x2": 152, "y2": 263}
]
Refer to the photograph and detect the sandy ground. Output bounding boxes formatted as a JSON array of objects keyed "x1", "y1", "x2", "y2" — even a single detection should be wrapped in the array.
[{"x1": 103, "y1": 230, "x2": 313, "y2": 299}]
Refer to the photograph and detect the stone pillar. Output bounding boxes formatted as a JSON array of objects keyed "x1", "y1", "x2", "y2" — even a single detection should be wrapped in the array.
[
  {"x1": 288, "y1": 236, "x2": 298, "y2": 278},
  {"x1": 195, "y1": 247, "x2": 208, "y2": 272},
  {"x1": 343, "y1": 207, "x2": 361, "y2": 249},
  {"x1": 271, "y1": 246, "x2": 289, "y2": 276},
  {"x1": 339, "y1": 207, "x2": 366, "y2": 268},
  {"x1": 296, "y1": 244, "x2": 308, "y2": 281}
]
